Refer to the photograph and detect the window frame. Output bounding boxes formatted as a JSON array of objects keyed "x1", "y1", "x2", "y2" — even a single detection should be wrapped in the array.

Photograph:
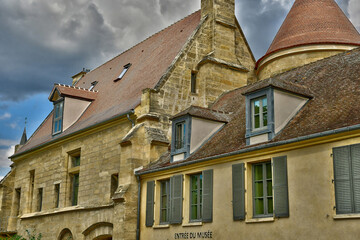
[
  {"x1": 52, "y1": 100, "x2": 64, "y2": 135},
  {"x1": 251, "y1": 96, "x2": 268, "y2": 131},
  {"x1": 245, "y1": 87, "x2": 274, "y2": 144},
  {"x1": 160, "y1": 179, "x2": 170, "y2": 224},
  {"x1": 252, "y1": 162, "x2": 273, "y2": 218},
  {"x1": 189, "y1": 173, "x2": 203, "y2": 222},
  {"x1": 171, "y1": 115, "x2": 191, "y2": 162}
]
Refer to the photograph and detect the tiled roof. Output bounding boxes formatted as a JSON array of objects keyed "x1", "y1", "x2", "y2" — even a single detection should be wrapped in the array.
[
  {"x1": 171, "y1": 106, "x2": 231, "y2": 123},
  {"x1": 50, "y1": 84, "x2": 98, "y2": 101},
  {"x1": 261, "y1": 0, "x2": 360, "y2": 61},
  {"x1": 138, "y1": 48, "x2": 360, "y2": 173},
  {"x1": 14, "y1": 10, "x2": 202, "y2": 156}
]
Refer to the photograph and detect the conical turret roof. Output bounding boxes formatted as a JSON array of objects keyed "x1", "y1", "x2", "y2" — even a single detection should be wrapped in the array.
[{"x1": 264, "y1": 0, "x2": 360, "y2": 57}]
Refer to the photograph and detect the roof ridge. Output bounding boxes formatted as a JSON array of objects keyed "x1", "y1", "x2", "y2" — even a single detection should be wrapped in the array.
[
  {"x1": 55, "y1": 83, "x2": 98, "y2": 93},
  {"x1": 190, "y1": 105, "x2": 232, "y2": 115},
  {"x1": 86, "y1": 10, "x2": 201, "y2": 75}
]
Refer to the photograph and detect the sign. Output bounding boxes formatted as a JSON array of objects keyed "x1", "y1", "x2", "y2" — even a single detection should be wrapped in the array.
[{"x1": 174, "y1": 231, "x2": 213, "y2": 239}]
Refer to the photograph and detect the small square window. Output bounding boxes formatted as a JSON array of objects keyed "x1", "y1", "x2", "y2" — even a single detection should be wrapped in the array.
[
  {"x1": 71, "y1": 155, "x2": 80, "y2": 167},
  {"x1": 251, "y1": 96, "x2": 267, "y2": 130}
]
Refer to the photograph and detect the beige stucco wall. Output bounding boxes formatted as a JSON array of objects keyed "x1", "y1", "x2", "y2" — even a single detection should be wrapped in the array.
[
  {"x1": 8, "y1": 119, "x2": 132, "y2": 239},
  {"x1": 63, "y1": 97, "x2": 91, "y2": 132},
  {"x1": 274, "y1": 89, "x2": 307, "y2": 134},
  {"x1": 190, "y1": 118, "x2": 224, "y2": 154},
  {"x1": 257, "y1": 45, "x2": 357, "y2": 80},
  {"x1": 139, "y1": 134, "x2": 360, "y2": 240}
]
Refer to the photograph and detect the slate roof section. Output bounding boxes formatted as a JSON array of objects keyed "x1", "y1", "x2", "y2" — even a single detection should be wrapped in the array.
[
  {"x1": 260, "y1": 0, "x2": 360, "y2": 63},
  {"x1": 13, "y1": 10, "x2": 202, "y2": 157},
  {"x1": 171, "y1": 106, "x2": 231, "y2": 123},
  {"x1": 138, "y1": 48, "x2": 360, "y2": 174}
]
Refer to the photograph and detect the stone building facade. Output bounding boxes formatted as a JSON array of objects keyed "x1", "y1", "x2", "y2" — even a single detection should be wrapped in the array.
[{"x1": 1, "y1": 0, "x2": 359, "y2": 239}]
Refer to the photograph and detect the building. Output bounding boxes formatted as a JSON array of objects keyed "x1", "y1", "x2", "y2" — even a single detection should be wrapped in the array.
[
  {"x1": 1, "y1": 0, "x2": 359, "y2": 239},
  {"x1": 0, "y1": 0, "x2": 255, "y2": 239},
  {"x1": 135, "y1": 0, "x2": 360, "y2": 240}
]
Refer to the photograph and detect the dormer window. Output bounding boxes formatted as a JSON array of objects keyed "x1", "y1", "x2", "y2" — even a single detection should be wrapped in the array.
[
  {"x1": 252, "y1": 96, "x2": 267, "y2": 131},
  {"x1": 115, "y1": 63, "x2": 131, "y2": 82},
  {"x1": 53, "y1": 101, "x2": 64, "y2": 134},
  {"x1": 175, "y1": 121, "x2": 186, "y2": 149}
]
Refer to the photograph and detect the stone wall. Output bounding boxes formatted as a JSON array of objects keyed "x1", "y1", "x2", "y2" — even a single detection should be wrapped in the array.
[{"x1": 0, "y1": 170, "x2": 15, "y2": 233}]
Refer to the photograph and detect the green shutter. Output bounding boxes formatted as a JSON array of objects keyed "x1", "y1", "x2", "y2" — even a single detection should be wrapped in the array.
[
  {"x1": 170, "y1": 175, "x2": 183, "y2": 224},
  {"x1": 273, "y1": 156, "x2": 289, "y2": 218},
  {"x1": 202, "y1": 169, "x2": 213, "y2": 222},
  {"x1": 232, "y1": 163, "x2": 245, "y2": 220},
  {"x1": 351, "y1": 144, "x2": 360, "y2": 213},
  {"x1": 145, "y1": 181, "x2": 155, "y2": 227},
  {"x1": 333, "y1": 146, "x2": 353, "y2": 214}
]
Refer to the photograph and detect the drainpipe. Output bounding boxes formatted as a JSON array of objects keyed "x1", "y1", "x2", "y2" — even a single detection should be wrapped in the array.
[
  {"x1": 136, "y1": 175, "x2": 141, "y2": 240},
  {"x1": 127, "y1": 109, "x2": 135, "y2": 127}
]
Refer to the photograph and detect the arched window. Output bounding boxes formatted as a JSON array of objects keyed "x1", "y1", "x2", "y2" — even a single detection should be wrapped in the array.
[{"x1": 58, "y1": 228, "x2": 73, "y2": 240}]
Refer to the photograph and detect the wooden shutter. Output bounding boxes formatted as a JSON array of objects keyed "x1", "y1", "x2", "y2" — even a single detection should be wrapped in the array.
[
  {"x1": 333, "y1": 146, "x2": 353, "y2": 214},
  {"x1": 273, "y1": 156, "x2": 289, "y2": 218},
  {"x1": 351, "y1": 144, "x2": 360, "y2": 213},
  {"x1": 202, "y1": 169, "x2": 213, "y2": 222},
  {"x1": 145, "y1": 181, "x2": 155, "y2": 227},
  {"x1": 170, "y1": 175, "x2": 183, "y2": 224},
  {"x1": 232, "y1": 163, "x2": 245, "y2": 220}
]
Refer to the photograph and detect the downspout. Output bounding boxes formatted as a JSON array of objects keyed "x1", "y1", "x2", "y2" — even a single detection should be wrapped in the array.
[
  {"x1": 136, "y1": 175, "x2": 141, "y2": 240},
  {"x1": 127, "y1": 109, "x2": 135, "y2": 127}
]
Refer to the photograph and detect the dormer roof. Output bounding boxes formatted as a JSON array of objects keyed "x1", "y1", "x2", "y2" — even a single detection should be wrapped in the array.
[
  {"x1": 171, "y1": 106, "x2": 231, "y2": 123},
  {"x1": 263, "y1": 0, "x2": 360, "y2": 59},
  {"x1": 49, "y1": 84, "x2": 98, "y2": 102}
]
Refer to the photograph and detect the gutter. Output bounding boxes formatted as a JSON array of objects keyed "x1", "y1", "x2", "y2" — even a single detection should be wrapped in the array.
[
  {"x1": 136, "y1": 123, "x2": 360, "y2": 175},
  {"x1": 136, "y1": 175, "x2": 141, "y2": 240},
  {"x1": 127, "y1": 109, "x2": 135, "y2": 127},
  {"x1": 10, "y1": 109, "x2": 136, "y2": 160}
]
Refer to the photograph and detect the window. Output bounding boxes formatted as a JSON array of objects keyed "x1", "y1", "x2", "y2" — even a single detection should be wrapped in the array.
[
  {"x1": 37, "y1": 188, "x2": 43, "y2": 212},
  {"x1": 253, "y1": 162, "x2": 273, "y2": 217},
  {"x1": 115, "y1": 63, "x2": 131, "y2": 82},
  {"x1": 160, "y1": 180, "x2": 170, "y2": 224},
  {"x1": 232, "y1": 156, "x2": 289, "y2": 220},
  {"x1": 333, "y1": 143, "x2": 360, "y2": 214},
  {"x1": 29, "y1": 170, "x2": 35, "y2": 212},
  {"x1": 53, "y1": 101, "x2": 64, "y2": 134},
  {"x1": 89, "y1": 81, "x2": 98, "y2": 91},
  {"x1": 190, "y1": 174, "x2": 203, "y2": 221},
  {"x1": 15, "y1": 188, "x2": 21, "y2": 216},
  {"x1": 175, "y1": 122, "x2": 186, "y2": 150},
  {"x1": 71, "y1": 174, "x2": 79, "y2": 206},
  {"x1": 251, "y1": 96, "x2": 267, "y2": 130},
  {"x1": 111, "y1": 173, "x2": 119, "y2": 197},
  {"x1": 191, "y1": 71, "x2": 197, "y2": 93},
  {"x1": 71, "y1": 155, "x2": 80, "y2": 167},
  {"x1": 54, "y1": 184, "x2": 60, "y2": 208}
]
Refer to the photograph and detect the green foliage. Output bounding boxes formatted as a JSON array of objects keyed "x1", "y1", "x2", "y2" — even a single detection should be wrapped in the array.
[{"x1": 0, "y1": 230, "x2": 41, "y2": 240}]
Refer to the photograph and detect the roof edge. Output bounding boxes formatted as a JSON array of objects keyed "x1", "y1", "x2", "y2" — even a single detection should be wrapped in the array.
[{"x1": 136, "y1": 124, "x2": 360, "y2": 176}]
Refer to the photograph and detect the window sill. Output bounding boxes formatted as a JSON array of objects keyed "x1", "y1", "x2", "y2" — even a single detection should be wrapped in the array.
[
  {"x1": 333, "y1": 214, "x2": 360, "y2": 220},
  {"x1": 182, "y1": 222, "x2": 203, "y2": 227},
  {"x1": 245, "y1": 217, "x2": 274, "y2": 224},
  {"x1": 153, "y1": 224, "x2": 170, "y2": 229}
]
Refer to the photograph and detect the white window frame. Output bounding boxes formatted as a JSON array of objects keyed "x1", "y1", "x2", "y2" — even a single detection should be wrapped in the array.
[{"x1": 251, "y1": 96, "x2": 267, "y2": 131}]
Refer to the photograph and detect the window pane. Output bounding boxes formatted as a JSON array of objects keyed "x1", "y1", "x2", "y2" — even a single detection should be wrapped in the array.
[
  {"x1": 266, "y1": 163, "x2": 272, "y2": 179},
  {"x1": 254, "y1": 100, "x2": 260, "y2": 114},
  {"x1": 254, "y1": 182, "x2": 263, "y2": 197},
  {"x1": 54, "y1": 122, "x2": 58, "y2": 132},
  {"x1": 191, "y1": 205, "x2": 198, "y2": 219},
  {"x1": 263, "y1": 113, "x2": 268, "y2": 127},
  {"x1": 254, "y1": 165, "x2": 263, "y2": 180},
  {"x1": 254, "y1": 115, "x2": 260, "y2": 129},
  {"x1": 192, "y1": 191, "x2": 198, "y2": 204},
  {"x1": 268, "y1": 198, "x2": 273, "y2": 214},
  {"x1": 267, "y1": 180, "x2": 273, "y2": 196},
  {"x1": 255, "y1": 199, "x2": 264, "y2": 215},
  {"x1": 262, "y1": 98, "x2": 267, "y2": 112}
]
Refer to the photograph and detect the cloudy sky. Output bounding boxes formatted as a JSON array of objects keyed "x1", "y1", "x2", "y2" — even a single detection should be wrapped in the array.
[{"x1": 0, "y1": 0, "x2": 359, "y2": 180}]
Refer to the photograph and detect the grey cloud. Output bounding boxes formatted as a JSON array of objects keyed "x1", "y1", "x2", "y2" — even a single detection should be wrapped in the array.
[{"x1": 348, "y1": 0, "x2": 360, "y2": 29}]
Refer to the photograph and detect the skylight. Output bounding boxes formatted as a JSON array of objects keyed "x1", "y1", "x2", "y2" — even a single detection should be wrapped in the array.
[
  {"x1": 115, "y1": 63, "x2": 131, "y2": 82},
  {"x1": 89, "y1": 81, "x2": 98, "y2": 91}
]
